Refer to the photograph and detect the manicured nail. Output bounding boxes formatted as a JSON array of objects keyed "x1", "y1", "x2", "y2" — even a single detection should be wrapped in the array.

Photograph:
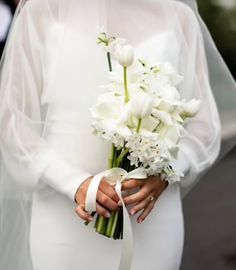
[
  {"x1": 138, "y1": 218, "x2": 143, "y2": 223},
  {"x1": 105, "y1": 212, "x2": 111, "y2": 218},
  {"x1": 118, "y1": 200, "x2": 122, "y2": 206},
  {"x1": 88, "y1": 216, "x2": 93, "y2": 222},
  {"x1": 130, "y1": 209, "x2": 136, "y2": 216}
]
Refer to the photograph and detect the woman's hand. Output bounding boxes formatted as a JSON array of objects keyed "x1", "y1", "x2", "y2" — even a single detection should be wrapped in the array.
[
  {"x1": 121, "y1": 175, "x2": 168, "y2": 223},
  {"x1": 74, "y1": 176, "x2": 120, "y2": 222}
]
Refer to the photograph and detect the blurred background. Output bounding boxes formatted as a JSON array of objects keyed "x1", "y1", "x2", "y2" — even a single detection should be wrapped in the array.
[
  {"x1": 0, "y1": 0, "x2": 236, "y2": 269},
  {"x1": 182, "y1": 1, "x2": 236, "y2": 270},
  {"x1": 0, "y1": 0, "x2": 19, "y2": 56}
]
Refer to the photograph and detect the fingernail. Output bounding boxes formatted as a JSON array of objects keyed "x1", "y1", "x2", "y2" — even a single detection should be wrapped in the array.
[
  {"x1": 130, "y1": 209, "x2": 136, "y2": 216},
  {"x1": 88, "y1": 216, "x2": 93, "y2": 222},
  {"x1": 105, "y1": 212, "x2": 111, "y2": 218},
  {"x1": 138, "y1": 218, "x2": 143, "y2": 223},
  {"x1": 118, "y1": 200, "x2": 122, "y2": 207}
]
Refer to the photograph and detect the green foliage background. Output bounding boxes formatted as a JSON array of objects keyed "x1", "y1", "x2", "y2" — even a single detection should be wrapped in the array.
[{"x1": 197, "y1": 0, "x2": 236, "y2": 78}]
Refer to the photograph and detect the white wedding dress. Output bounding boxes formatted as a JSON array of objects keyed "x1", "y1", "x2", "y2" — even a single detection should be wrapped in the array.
[
  {"x1": 30, "y1": 28, "x2": 184, "y2": 270},
  {"x1": 0, "y1": 1, "x2": 222, "y2": 270}
]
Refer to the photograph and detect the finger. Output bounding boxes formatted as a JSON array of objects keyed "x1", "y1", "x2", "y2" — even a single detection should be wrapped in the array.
[
  {"x1": 137, "y1": 200, "x2": 156, "y2": 223},
  {"x1": 99, "y1": 180, "x2": 120, "y2": 202},
  {"x1": 75, "y1": 204, "x2": 93, "y2": 222},
  {"x1": 96, "y1": 202, "x2": 112, "y2": 218},
  {"x1": 129, "y1": 196, "x2": 153, "y2": 216},
  {"x1": 122, "y1": 179, "x2": 144, "y2": 191},
  {"x1": 97, "y1": 190, "x2": 119, "y2": 211},
  {"x1": 123, "y1": 186, "x2": 150, "y2": 206}
]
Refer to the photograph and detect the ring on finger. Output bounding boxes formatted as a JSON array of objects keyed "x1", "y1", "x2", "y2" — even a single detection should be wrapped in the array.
[{"x1": 148, "y1": 195, "x2": 155, "y2": 202}]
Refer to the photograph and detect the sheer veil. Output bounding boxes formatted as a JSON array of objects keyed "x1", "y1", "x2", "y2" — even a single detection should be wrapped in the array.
[{"x1": 0, "y1": 0, "x2": 235, "y2": 269}]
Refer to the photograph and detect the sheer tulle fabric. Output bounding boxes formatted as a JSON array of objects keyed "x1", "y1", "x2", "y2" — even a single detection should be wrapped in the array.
[{"x1": 0, "y1": 0, "x2": 235, "y2": 269}]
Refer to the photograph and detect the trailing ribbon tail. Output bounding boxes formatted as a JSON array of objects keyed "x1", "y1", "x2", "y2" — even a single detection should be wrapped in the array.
[
  {"x1": 85, "y1": 167, "x2": 147, "y2": 270},
  {"x1": 115, "y1": 180, "x2": 133, "y2": 270}
]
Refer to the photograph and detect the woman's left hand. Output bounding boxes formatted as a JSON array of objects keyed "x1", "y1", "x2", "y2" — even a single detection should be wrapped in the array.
[{"x1": 121, "y1": 175, "x2": 168, "y2": 223}]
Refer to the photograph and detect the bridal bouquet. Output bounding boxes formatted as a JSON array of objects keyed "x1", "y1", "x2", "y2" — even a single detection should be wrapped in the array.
[{"x1": 88, "y1": 32, "x2": 200, "y2": 239}]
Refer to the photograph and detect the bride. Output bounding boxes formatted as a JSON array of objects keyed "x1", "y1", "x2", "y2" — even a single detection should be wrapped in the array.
[{"x1": 0, "y1": 0, "x2": 235, "y2": 269}]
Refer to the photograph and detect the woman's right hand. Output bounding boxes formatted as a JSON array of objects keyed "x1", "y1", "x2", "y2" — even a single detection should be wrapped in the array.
[{"x1": 74, "y1": 176, "x2": 120, "y2": 222}]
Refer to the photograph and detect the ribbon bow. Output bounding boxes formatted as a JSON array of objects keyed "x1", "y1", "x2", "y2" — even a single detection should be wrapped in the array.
[{"x1": 85, "y1": 167, "x2": 147, "y2": 270}]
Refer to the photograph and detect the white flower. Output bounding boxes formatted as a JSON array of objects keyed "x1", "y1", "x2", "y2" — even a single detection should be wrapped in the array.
[
  {"x1": 92, "y1": 33, "x2": 200, "y2": 185},
  {"x1": 150, "y1": 80, "x2": 181, "y2": 102},
  {"x1": 130, "y1": 91, "x2": 154, "y2": 119},
  {"x1": 180, "y1": 99, "x2": 201, "y2": 118},
  {"x1": 101, "y1": 61, "x2": 146, "y2": 96},
  {"x1": 152, "y1": 109, "x2": 173, "y2": 126},
  {"x1": 141, "y1": 116, "x2": 160, "y2": 132},
  {"x1": 97, "y1": 31, "x2": 126, "y2": 52},
  {"x1": 90, "y1": 93, "x2": 124, "y2": 120},
  {"x1": 113, "y1": 44, "x2": 135, "y2": 67},
  {"x1": 160, "y1": 62, "x2": 183, "y2": 86}
]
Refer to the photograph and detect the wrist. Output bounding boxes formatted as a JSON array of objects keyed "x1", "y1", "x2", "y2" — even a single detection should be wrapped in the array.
[{"x1": 74, "y1": 176, "x2": 93, "y2": 204}]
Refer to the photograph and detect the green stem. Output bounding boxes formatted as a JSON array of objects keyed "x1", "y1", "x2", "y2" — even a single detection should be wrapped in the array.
[
  {"x1": 109, "y1": 144, "x2": 116, "y2": 169},
  {"x1": 110, "y1": 211, "x2": 119, "y2": 238},
  {"x1": 105, "y1": 211, "x2": 116, "y2": 237},
  {"x1": 123, "y1": 66, "x2": 129, "y2": 103},
  {"x1": 106, "y1": 50, "x2": 116, "y2": 170},
  {"x1": 116, "y1": 148, "x2": 129, "y2": 167},
  {"x1": 107, "y1": 52, "x2": 112, "y2": 72},
  {"x1": 136, "y1": 118, "x2": 142, "y2": 133},
  {"x1": 96, "y1": 216, "x2": 108, "y2": 235}
]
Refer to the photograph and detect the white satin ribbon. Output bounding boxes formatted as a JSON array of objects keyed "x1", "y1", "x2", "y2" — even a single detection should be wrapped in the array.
[{"x1": 85, "y1": 167, "x2": 147, "y2": 270}]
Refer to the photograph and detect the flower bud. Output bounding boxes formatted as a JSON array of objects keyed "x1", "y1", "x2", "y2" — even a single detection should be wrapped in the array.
[{"x1": 114, "y1": 44, "x2": 135, "y2": 67}]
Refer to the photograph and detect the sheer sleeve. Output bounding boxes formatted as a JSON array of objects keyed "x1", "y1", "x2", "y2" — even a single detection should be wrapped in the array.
[
  {"x1": 172, "y1": 3, "x2": 221, "y2": 195},
  {"x1": 0, "y1": 2, "x2": 91, "y2": 201}
]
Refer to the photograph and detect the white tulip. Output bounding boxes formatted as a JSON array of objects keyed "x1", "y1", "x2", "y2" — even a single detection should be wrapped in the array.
[
  {"x1": 130, "y1": 92, "x2": 154, "y2": 119},
  {"x1": 180, "y1": 99, "x2": 201, "y2": 118},
  {"x1": 113, "y1": 44, "x2": 135, "y2": 67}
]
